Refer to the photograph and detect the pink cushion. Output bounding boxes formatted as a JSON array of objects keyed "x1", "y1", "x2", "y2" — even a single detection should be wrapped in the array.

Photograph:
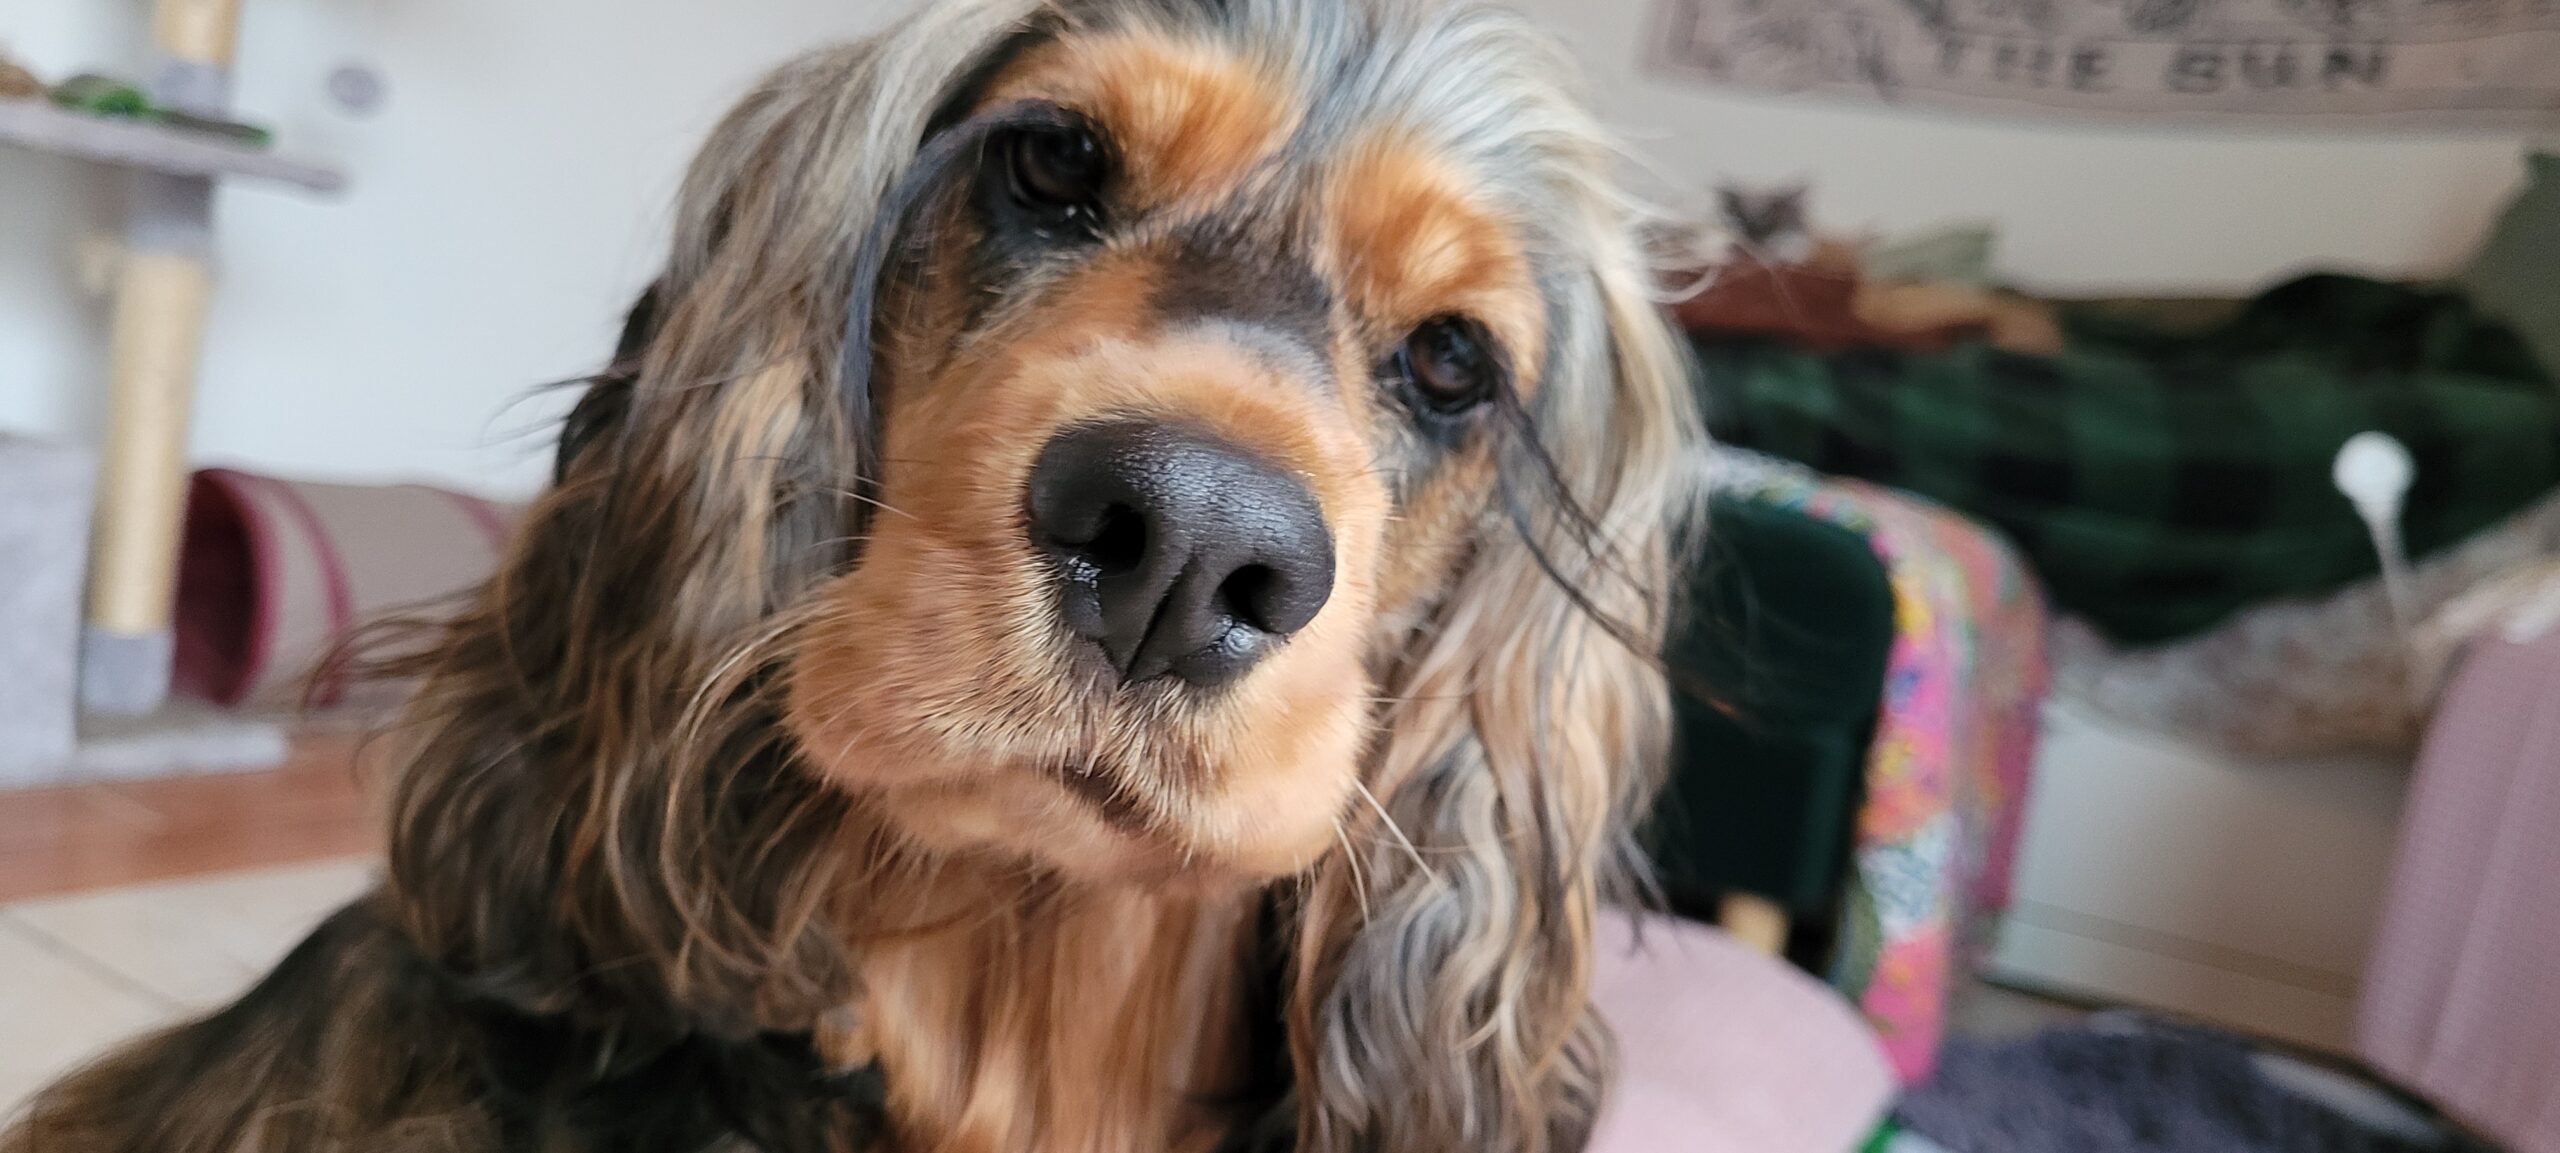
[{"x1": 1589, "y1": 912, "x2": 1895, "y2": 1153}]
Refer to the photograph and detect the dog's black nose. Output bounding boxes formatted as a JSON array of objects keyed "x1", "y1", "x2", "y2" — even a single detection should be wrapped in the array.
[{"x1": 1027, "y1": 420, "x2": 1336, "y2": 689}]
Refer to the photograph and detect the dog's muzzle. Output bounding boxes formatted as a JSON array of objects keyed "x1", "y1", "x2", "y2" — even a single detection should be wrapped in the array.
[{"x1": 1027, "y1": 419, "x2": 1336, "y2": 690}]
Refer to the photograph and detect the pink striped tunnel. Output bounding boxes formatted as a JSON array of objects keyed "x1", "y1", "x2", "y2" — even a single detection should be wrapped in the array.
[{"x1": 173, "y1": 469, "x2": 520, "y2": 711}]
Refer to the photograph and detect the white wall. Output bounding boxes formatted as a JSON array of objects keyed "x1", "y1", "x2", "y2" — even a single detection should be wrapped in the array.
[
  {"x1": 1513, "y1": 0, "x2": 2535, "y2": 296},
  {"x1": 2, "y1": 0, "x2": 898, "y2": 497},
  {"x1": 0, "y1": 0, "x2": 2537, "y2": 495}
]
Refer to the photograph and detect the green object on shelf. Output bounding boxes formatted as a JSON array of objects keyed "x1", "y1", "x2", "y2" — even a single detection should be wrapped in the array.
[
  {"x1": 52, "y1": 74, "x2": 152, "y2": 118},
  {"x1": 163, "y1": 111, "x2": 272, "y2": 149},
  {"x1": 45, "y1": 73, "x2": 275, "y2": 150}
]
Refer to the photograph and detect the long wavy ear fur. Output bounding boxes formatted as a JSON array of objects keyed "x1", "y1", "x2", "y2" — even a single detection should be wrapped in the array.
[
  {"x1": 1278, "y1": 14, "x2": 1703, "y2": 1153},
  {"x1": 550, "y1": 286, "x2": 659, "y2": 485},
  {"x1": 380, "y1": 1, "x2": 1047, "y2": 1039}
]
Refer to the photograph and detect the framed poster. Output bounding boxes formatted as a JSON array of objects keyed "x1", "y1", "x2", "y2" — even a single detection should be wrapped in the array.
[{"x1": 1652, "y1": 0, "x2": 2560, "y2": 131}]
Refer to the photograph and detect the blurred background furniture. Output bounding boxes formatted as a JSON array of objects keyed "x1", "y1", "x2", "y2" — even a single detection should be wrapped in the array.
[
  {"x1": 2360, "y1": 621, "x2": 2560, "y2": 1153},
  {"x1": 1986, "y1": 710, "x2": 2407, "y2": 1055},
  {"x1": 1650, "y1": 452, "x2": 2052, "y2": 1086},
  {"x1": 1586, "y1": 911, "x2": 1894, "y2": 1153},
  {"x1": 0, "y1": 454, "x2": 511, "y2": 786},
  {"x1": 0, "y1": 436, "x2": 93, "y2": 788},
  {"x1": 1649, "y1": 494, "x2": 1894, "y2": 953},
  {"x1": 1660, "y1": 154, "x2": 2560, "y2": 1066},
  {"x1": 0, "y1": 0, "x2": 345, "y2": 718}
]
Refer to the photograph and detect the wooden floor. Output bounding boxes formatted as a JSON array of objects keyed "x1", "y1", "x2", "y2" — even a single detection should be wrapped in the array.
[{"x1": 0, "y1": 736, "x2": 376, "y2": 904}]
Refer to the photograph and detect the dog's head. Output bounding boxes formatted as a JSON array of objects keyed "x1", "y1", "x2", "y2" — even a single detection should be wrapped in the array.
[
  {"x1": 781, "y1": 26, "x2": 1595, "y2": 885},
  {"x1": 394, "y1": 0, "x2": 1698, "y2": 1147}
]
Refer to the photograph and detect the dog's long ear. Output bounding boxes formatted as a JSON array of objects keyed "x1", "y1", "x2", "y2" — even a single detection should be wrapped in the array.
[
  {"x1": 379, "y1": 1, "x2": 1049, "y2": 1038},
  {"x1": 1284, "y1": 47, "x2": 1704, "y2": 1153},
  {"x1": 551, "y1": 286, "x2": 659, "y2": 485}
]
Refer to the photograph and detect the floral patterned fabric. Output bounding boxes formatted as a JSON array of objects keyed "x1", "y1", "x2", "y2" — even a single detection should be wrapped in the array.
[{"x1": 1706, "y1": 450, "x2": 2051, "y2": 1084}]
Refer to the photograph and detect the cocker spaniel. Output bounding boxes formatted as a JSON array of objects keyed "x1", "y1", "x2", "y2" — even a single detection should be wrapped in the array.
[{"x1": 6, "y1": 0, "x2": 1701, "y2": 1150}]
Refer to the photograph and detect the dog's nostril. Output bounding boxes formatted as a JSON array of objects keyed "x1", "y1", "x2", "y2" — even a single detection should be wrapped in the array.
[
  {"x1": 1219, "y1": 562, "x2": 1330, "y2": 640},
  {"x1": 1217, "y1": 564, "x2": 1280, "y2": 633},
  {"x1": 1082, "y1": 504, "x2": 1149, "y2": 575}
]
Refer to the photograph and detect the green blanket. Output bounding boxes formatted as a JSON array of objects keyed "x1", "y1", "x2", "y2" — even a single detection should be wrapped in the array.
[{"x1": 1698, "y1": 274, "x2": 2560, "y2": 645}]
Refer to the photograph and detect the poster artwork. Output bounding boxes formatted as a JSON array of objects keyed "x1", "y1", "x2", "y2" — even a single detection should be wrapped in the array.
[{"x1": 1651, "y1": 0, "x2": 2560, "y2": 130}]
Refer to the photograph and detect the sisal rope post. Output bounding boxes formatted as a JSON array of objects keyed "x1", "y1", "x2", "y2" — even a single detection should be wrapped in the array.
[
  {"x1": 81, "y1": 0, "x2": 245, "y2": 714},
  {"x1": 155, "y1": 0, "x2": 246, "y2": 67},
  {"x1": 90, "y1": 254, "x2": 211, "y2": 640}
]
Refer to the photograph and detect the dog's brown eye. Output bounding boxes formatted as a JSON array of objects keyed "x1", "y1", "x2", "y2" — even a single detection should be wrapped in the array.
[
  {"x1": 1000, "y1": 123, "x2": 1110, "y2": 229},
  {"x1": 1390, "y1": 317, "x2": 1501, "y2": 414}
]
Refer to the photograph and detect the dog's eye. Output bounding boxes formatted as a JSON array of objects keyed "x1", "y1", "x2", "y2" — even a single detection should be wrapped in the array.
[
  {"x1": 998, "y1": 123, "x2": 1111, "y2": 232},
  {"x1": 1387, "y1": 317, "x2": 1501, "y2": 415}
]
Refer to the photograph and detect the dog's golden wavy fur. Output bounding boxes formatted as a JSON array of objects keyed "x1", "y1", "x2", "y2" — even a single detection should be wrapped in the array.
[{"x1": 3, "y1": 1, "x2": 1701, "y2": 1150}]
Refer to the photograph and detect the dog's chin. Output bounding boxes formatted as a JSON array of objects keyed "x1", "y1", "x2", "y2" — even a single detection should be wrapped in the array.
[{"x1": 857, "y1": 754, "x2": 1351, "y2": 890}]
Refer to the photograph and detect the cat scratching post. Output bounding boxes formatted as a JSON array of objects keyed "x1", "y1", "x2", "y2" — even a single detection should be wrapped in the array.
[
  {"x1": 0, "y1": 438, "x2": 94, "y2": 787},
  {"x1": 0, "y1": 0, "x2": 344, "y2": 772},
  {"x1": 81, "y1": 0, "x2": 244, "y2": 715}
]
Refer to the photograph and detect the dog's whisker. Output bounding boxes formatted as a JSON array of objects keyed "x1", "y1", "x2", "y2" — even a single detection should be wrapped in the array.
[
  {"x1": 1350, "y1": 778, "x2": 1438, "y2": 886},
  {"x1": 1340, "y1": 834, "x2": 1477, "y2": 857},
  {"x1": 798, "y1": 534, "x2": 878, "y2": 559},
  {"x1": 1333, "y1": 820, "x2": 1374, "y2": 923},
  {"x1": 812, "y1": 486, "x2": 919, "y2": 521},
  {"x1": 1362, "y1": 692, "x2": 1469, "y2": 706}
]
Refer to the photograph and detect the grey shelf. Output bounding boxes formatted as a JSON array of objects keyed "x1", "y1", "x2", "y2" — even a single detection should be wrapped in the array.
[{"x1": 0, "y1": 98, "x2": 345, "y2": 194}]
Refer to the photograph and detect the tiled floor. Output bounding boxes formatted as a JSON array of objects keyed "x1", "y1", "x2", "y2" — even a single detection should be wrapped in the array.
[
  {"x1": 0, "y1": 858, "x2": 377, "y2": 1112},
  {"x1": 0, "y1": 736, "x2": 380, "y2": 1113}
]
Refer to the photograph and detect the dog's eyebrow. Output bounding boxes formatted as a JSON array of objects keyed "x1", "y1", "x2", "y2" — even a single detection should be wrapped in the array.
[
  {"x1": 1178, "y1": 317, "x2": 1333, "y2": 387},
  {"x1": 836, "y1": 101, "x2": 1082, "y2": 515},
  {"x1": 921, "y1": 20, "x2": 1059, "y2": 139},
  {"x1": 1152, "y1": 214, "x2": 1334, "y2": 376}
]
